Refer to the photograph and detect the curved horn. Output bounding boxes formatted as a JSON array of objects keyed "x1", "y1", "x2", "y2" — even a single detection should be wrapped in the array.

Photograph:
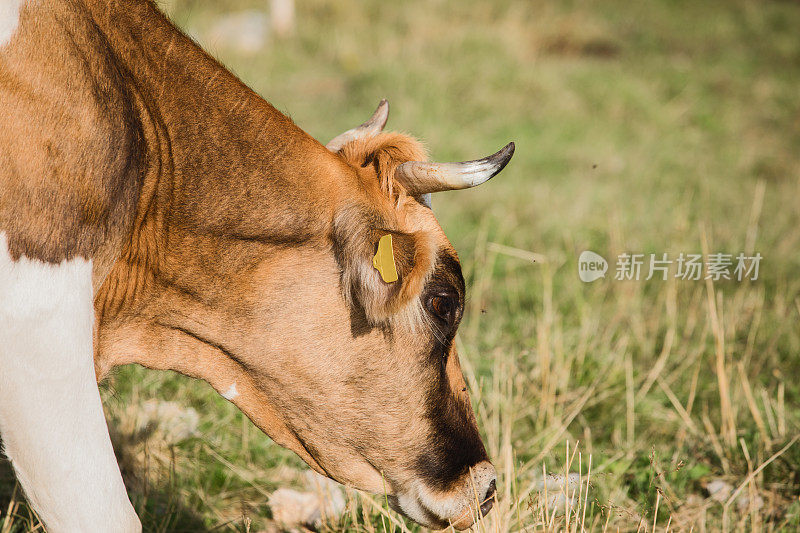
[
  {"x1": 394, "y1": 142, "x2": 515, "y2": 194},
  {"x1": 326, "y1": 99, "x2": 389, "y2": 152}
]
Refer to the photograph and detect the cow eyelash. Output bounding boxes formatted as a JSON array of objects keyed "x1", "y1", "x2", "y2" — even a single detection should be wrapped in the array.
[
  {"x1": 427, "y1": 294, "x2": 455, "y2": 320},
  {"x1": 425, "y1": 292, "x2": 455, "y2": 319}
]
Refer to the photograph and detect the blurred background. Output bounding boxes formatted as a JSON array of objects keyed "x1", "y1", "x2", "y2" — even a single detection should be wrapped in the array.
[{"x1": 3, "y1": 0, "x2": 800, "y2": 531}]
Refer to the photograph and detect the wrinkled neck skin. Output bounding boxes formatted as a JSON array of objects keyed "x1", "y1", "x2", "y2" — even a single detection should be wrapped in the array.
[
  {"x1": 79, "y1": 0, "x2": 356, "y2": 281},
  {"x1": 78, "y1": 0, "x2": 342, "y2": 347},
  {"x1": 62, "y1": 0, "x2": 365, "y2": 472}
]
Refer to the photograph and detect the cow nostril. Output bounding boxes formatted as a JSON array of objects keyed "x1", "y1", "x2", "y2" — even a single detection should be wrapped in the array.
[
  {"x1": 479, "y1": 479, "x2": 496, "y2": 517},
  {"x1": 485, "y1": 479, "x2": 497, "y2": 499}
]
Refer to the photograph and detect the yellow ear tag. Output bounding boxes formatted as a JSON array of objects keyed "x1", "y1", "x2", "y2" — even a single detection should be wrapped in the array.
[{"x1": 372, "y1": 234, "x2": 399, "y2": 283}]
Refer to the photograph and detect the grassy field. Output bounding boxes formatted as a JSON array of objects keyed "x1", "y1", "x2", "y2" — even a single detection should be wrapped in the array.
[{"x1": 3, "y1": 0, "x2": 800, "y2": 531}]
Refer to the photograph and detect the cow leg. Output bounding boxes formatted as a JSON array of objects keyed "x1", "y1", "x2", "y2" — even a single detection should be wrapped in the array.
[{"x1": 0, "y1": 238, "x2": 141, "y2": 533}]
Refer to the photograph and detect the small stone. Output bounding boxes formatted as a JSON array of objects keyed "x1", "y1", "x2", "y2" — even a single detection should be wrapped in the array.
[
  {"x1": 138, "y1": 399, "x2": 199, "y2": 443},
  {"x1": 736, "y1": 492, "x2": 764, "y2": 512},
  {"x1": 706, "y1": 479, "x2": 733, "y2": 503},
  {"x1": 269, "y1": 471, "x2": 345, "y2": 529},
  {"x1": 536, "y1": 473, "x2": 582, "y2": 513}
]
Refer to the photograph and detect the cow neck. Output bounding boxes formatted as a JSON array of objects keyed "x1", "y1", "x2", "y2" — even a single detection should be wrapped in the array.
[
  {"x1": 85, "y1": 0, "x2": 356, "y2": 225},
  {"x1": 86, "y1": 0, "x2": 363, "y2": 319}
]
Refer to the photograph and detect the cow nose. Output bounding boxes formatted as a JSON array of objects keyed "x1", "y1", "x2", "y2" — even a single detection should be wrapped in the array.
[{"x1": 479, "y1": 478, "x2": 496, "y2": 516}]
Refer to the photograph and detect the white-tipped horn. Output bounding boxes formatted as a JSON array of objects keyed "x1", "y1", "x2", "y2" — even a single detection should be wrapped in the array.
[
  {"x1": 395, "y1": 142, "x2": 515, "y2": 195},
  {"x1": 326, "y1": 99, "x2": 389, "y2": 152}
]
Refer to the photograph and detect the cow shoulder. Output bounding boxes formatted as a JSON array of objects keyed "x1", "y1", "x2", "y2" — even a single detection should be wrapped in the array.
[{"x1": 0, "y1": 0, "x2": 144, "y2": 274}]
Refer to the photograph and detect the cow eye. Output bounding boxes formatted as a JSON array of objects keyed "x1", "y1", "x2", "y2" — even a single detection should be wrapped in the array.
[{"x1": 426, "y1": 292, "x2": 457, "y2": 323}]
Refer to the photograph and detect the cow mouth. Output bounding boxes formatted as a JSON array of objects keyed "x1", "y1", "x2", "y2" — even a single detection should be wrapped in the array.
[
  {"x1": 387, "y1": 485, "x2": 494, "y2": 530},
  {"x1": 387, "y1": 494, "x2": 450, "y2": 530}
]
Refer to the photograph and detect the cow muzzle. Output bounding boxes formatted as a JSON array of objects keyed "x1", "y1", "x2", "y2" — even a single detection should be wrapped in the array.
[{"x1": 391, "y1": 461, "x2": 497, "y2": 530}]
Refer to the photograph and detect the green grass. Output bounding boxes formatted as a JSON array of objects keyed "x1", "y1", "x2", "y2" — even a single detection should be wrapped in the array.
[{"x1": 3, "y1": 0, "x2": 800, "y2": 530}]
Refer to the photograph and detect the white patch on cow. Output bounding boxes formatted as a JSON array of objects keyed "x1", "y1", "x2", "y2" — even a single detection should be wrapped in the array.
[
  {"x1": 397, "y1": 461, "x2": 496, "y2": 528},
  {"x1": 0, "y1": 233, "x2": 141, "y2": 532},
  {"x1": 396, "y1": 489, "x2": 433, "y2": 528},
  {"x1": 222, "y1": 382, "x2": 239, "y2": 401},
  {"x1": 0, "y1": 0, "x2": 24, "y2": 47}
]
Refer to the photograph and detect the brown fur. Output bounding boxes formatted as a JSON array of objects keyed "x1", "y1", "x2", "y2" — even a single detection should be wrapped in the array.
[
  {"x1": 332, "y1": 134, "x2": 438, "y2": 326},
  {"x1": 0, "y1": 1, "x2": 494, "y2": 528},
  {"x1": 339, "y1": 132, "x2": 429, "y2": 200}
]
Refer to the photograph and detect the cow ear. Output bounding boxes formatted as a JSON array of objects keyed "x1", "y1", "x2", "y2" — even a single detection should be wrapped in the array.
[
  {"x1": 332, "y1": 208, "x2": 437, "y2": 326},
  {"x1": 338, "y1": 132, "x2": 428, "y2": 198}
]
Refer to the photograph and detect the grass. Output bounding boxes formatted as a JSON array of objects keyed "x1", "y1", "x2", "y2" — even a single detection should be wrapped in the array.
[{"x1": 3, "y1": 0, "x2": 800, "y2": 530}]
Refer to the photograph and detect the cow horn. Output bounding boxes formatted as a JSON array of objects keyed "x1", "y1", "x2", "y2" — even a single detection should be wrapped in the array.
[
  {"x1": 394, "y1": 142, "x2": 515, "y2": 194},
  {"x1": 326, "y1": 99, "x2": 389, "y2": 152}
]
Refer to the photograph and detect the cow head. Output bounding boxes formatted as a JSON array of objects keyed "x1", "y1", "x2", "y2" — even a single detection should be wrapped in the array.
[{"x1": 97, "y1": 100, "x2": 513, "y2": 530}]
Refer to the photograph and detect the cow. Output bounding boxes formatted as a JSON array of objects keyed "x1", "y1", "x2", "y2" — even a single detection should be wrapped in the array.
[{"x1": 0, "y1": 0, "x2": 515, "y2": 531}]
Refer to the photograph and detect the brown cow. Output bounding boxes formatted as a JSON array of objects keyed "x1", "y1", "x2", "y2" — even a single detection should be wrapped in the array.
[{"x1": 0, "y1": 1, "x2": 514, "y2": 531}]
